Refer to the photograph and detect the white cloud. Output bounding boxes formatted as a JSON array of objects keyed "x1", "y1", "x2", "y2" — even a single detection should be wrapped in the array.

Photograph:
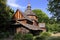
[
  {"x1": 7, "y1": 3, "x2": 25, "y2": 9},
  {"x1": 7, "y1": 0, "x2": 16, "y2": 3},
  {"x1": 7, "y1": 0, "x2": 25, "y2": 9}
]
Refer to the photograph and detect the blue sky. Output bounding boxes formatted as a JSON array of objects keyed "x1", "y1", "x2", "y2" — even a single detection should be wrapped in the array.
[{"x1": 7, "y1": 0, "x2": 52, "y2": 17}]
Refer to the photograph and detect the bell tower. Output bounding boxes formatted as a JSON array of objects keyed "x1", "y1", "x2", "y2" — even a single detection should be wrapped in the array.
[
  {"x1": 24, "y1": 1, "x2": 38, "y2": 26},
  {"x1": 25, "y1": 2, "x2": 38, "y2": 20}
]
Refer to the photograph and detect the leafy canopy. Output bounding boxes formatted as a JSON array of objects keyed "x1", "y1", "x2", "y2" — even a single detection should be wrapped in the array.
[
  {"x1": 32, "y1": 9, "x2": 49, "y2": 23},
  {"x1": 48, "y1": 0, "x2": 60, "y2": 17}
]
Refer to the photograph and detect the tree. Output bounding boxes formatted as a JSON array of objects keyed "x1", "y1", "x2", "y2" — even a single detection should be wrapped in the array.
[
  {"x1": 0, "y1": 0, "x2": 14, "y2": 31},
  {"x1": 32, "y1": 9, "x2": 49, "y2": 23},
  {"x1": 48, "y1": 0, "x2": 60, "y2": 21},
  {"x1": 46, "y1": 23, "x2": 60, "y2": 32}
]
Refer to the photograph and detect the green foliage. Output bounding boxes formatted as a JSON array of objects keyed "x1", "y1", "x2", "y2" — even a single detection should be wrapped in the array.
[
  {"x1": 39, "y1": 32, "x2": 51, "y2": 40},
  {"x1": 14, "y1": 33, "x2": 23, "y2": 40},
  {"x1": 48, "y1": 0, "x2": 60, "y2": 18},
  {"x1": 13, "y1": 33, "x2": 33, "y2": 40},
  {"x1": 40, "y1": 32, "x2": 51, "y2": 37},
  {"x1": 49, "y1": 17, "x2": 57, "y2": 24},
  {"x1": 32, "y1": 9, "x2": 49, "y2": 23},
  {"x1": 46, "y1": 23, "x2": 60, "y2": 32},
  {"x1": 0, "y1": 0, "x2": 14, "y2": 32},
  {"x1": 34, "y1": 32, "x2": 60, "y2": 40},
  {"x1": 0, "y1": 32, "x2": 9, "y2": 39},
  {"x1": 34, "y1": 36, "x2": 41, "y2": 40},
  {"x1": 47, "y1": 36, "x2": 60, "y2": 40},
  {"x1": 34, "y1": 32, "x2": 51, "y2": 40},
  {"x1": 0, "y1": 0, "x2": 6, "y2": 12},
  {"x1": 23, "y1": 34, "x2": 33, "y2": 40}
]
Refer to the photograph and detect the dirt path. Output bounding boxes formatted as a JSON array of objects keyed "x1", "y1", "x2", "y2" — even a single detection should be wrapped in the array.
[{"x1": 52, "y1": 33, "x2": 60, "y2": 36}]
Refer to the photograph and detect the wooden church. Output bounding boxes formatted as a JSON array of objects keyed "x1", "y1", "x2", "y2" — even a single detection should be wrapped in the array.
[{"x1": 10, "y1": 3, "x2": 46, "y2": 35}]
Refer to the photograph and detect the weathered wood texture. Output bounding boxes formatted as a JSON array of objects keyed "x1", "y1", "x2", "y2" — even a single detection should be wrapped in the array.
[
  {"x1": 12, "y1": 9, "x2": 24, "y2": 20},
  {"x1": 16, "y1": 27, "x2": 29, "y2": 34}
]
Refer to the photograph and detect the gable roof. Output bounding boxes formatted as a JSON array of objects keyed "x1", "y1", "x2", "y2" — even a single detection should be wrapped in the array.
[
  {"x1": 12, "y1": 9, "x2": 24, "y2": 20},
  {"x1": 25, "y1": 10, "x2": 36, "y2": 16},
  {"x1": 12, "y1": 9, "x2": 33, "y2": 22}
]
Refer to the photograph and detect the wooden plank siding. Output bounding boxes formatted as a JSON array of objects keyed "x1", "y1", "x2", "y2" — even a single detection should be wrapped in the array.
[
  {"x1": 28, "y1": 16, "x2": 38, "y2": 21},
  {"x1": 20, "y1": 20, "x2": 27, "y2": 24},
  {"x1": 12, "y1": 9, "x2": 24, "y2": 20},
  {"x1": 16, "y1": 27, "x2": 29, "y2": 34},
  {"x1": 33, "y1": 20, "x2": 38, "y2": 26}
]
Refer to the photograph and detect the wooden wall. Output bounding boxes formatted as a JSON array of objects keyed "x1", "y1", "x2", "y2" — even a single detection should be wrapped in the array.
[
  {"x1": 33, "y1": 21, "x2": 38, "y2": 26},
  {"x1": 20, "y1": 20, "x2": 27, "y2": 24},
  {"x1": 28, "y1": 16, "x2": 38, "y2": 21},
  {"x1": 13, "y1": 10, "x2": 24, "y2": 20},
  {"x1": 16, "y1": 27, "x2": 29, "y2": 34}
]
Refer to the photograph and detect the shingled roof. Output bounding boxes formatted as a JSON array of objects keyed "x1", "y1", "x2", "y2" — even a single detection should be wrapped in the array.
[
  {"x1": 12, "y1": 9, "x2": 34, "y2": 22},
  {"x1": 25, "y1": 3, "x2": 36, "y2": 16},
  {"x1": 12, "y1": 21, "x2": 42, "y2": 30}
]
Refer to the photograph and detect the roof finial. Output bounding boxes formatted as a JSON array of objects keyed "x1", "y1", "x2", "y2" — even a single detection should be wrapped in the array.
[{"x1": 28, "y1": 0, "x2": 30, "y2": 6}]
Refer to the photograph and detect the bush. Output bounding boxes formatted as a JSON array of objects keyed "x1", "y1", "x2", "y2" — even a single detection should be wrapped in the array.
[
  {"x1": 46, "y1": 23, "x2": 60, "y2": 32},
  {"x1": 40, "y1": 32, "x2": 51, "y2": 37},
  {"x1": 34, "y1": 36, "x2": 42, "y2": 40},
  {"x1": 13, "y1": 33, "x2": 33, "y2": 40},
  {"x1": 34, "y1": 32, "x2": 51, "y2": 40},
  {"x1": 47, "y1": 36, "x2": 60, "y2": 40},
  {"x1": 13, "y1": 33, "x2": 23, "y2": 40},
  {"x1": 23, "y1": 33, "x2": 33, "y2": 40},
  {"x1": 0, "y1": 32, "x2": 9, "y2": 39}
]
